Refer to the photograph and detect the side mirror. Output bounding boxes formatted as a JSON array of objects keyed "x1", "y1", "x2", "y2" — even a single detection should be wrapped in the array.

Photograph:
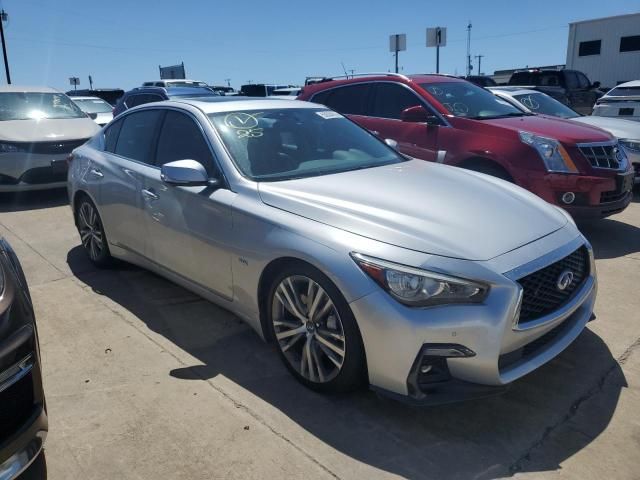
[
  {"x1": 400, "y1": 105, "x2": 440, "y2": 125},
  {"x1": 161, "y1": 159, "x2": 212, "y2": 187},
  {"x1": 592, "y1": 81, "x2": 601, "y2": 89},
  {"x1": 384, "y1": 138, "x2": 398, "y2": 149},
  {"x1": 87, "y1": 113, "x2": 98, "y2": 120}
]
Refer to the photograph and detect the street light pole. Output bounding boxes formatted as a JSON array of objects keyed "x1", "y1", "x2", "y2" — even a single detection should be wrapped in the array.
[
  {"x1": 0, "y1": 10, "x2": 11, "y2": 84},
  {"x1": 475, "y1": 55, "x2": 484, "y2": 75},
  {"x1": 466, "y1": 22, "x2": 472, "y2": 76}
]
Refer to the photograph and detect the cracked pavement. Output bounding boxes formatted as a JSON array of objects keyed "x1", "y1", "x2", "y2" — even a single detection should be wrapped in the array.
[{"x1": 1, "y1": 189, "x2": 639, "y2": 480}]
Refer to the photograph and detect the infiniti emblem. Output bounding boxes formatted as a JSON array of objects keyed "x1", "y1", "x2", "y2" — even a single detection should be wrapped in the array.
[{"x1": 556, "y1": 269, "x2": 574, "y2": 291}]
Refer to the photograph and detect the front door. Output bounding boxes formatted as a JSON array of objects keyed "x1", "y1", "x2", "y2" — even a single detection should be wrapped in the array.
[{"x1": 139, "y1": 109, "x2": 235, "y2": 299}]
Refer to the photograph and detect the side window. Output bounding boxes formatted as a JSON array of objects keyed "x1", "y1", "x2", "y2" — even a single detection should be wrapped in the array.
[
  {"x1": 114, "y1": 110, "x2": 163, "y2": 164},
  {"x1": 565, "y1": 72, "x2": 579, "y2": 90},
  {"x1": 318, "y1": 84, "x2": 371, "y2": 116},
  {"x1": 577, "y1": 73, "x2": 591, "y2": 89},
  {"x1": 371, "y1": 83, "x2": 422, "y2": 119},
  {"x1": 155, "y1": 111, "x2": 215, "y2": 174},
  {"x1": 104, "y1": 119, "x2": 123, "y2": 153}
]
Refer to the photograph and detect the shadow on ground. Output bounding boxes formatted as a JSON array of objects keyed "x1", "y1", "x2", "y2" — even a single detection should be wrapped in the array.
[
  {"x1": 66, "y1": 246, "x2": 625, "y2": 480},
  {"x1": 578, "y1": 217, "x2": 640, "y2": 260},
  {"x1": 0, "y1": 190, "x2": 68, "y2": 213}
]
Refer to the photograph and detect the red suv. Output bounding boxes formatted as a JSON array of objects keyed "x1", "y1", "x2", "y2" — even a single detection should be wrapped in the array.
[{"x1": 299, "y1": 74, "x2": 634, "y2": 219}]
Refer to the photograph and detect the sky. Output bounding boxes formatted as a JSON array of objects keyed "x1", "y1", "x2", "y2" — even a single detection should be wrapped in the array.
[{"x1": 1, "y1": 0, "x2": 639, "y2": 91}]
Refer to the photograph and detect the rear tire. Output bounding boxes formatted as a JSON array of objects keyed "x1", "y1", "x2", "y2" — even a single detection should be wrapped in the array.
[
  {"x1": 266, "y1": 262, "x2": 367, "y2": 393},
  {"x1": 75, "y1": 197, "x2": 112, "y2": 268}
]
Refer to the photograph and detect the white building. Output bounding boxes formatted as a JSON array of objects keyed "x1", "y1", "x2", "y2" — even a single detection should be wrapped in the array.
[{"x1": 566, "y1": 13, "x2": 640, "y2": 90}]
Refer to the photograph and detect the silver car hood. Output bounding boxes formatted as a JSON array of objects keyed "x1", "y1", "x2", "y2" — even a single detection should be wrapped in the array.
[
  {"x1": 572, "y1": 116, "x2": 640, "y2": 140},
  {"x1": 0, "y1": 117, "x2": 100, "y2": 142},
  {"x1": 258, "y1": 160, "x2": 567, "y2": 261}
]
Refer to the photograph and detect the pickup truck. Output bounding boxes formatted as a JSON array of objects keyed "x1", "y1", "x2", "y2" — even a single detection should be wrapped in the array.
[{"x1": 507, "y1": 69, "x2": 601, "y2": 115}]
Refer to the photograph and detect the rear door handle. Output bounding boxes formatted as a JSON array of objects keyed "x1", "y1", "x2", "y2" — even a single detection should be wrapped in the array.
[
  {"x1": 141, "y1": 188, "x2": 159, "y2": 201},
  {"x1": 89, "y1": 168, "x2": 103, "y2": 178}
]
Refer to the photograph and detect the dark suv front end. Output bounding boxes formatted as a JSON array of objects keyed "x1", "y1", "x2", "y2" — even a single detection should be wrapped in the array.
[{"x1": 0, "y1": 238, "x2": 47, "y2": 480}]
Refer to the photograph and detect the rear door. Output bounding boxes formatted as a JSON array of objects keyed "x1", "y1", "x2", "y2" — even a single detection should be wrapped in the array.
[
  {"x1": 366, "y1": 82, "x2": 439, "y2": 161},
  {"x1": 140, "y1": 109, "x2": 235, "y2": 299},
  {"x1": 576, "y1": 72, "x2": 598, "y2": 114},
  {"x1": 311, "y1": 83, "x2": 374, "y2": 131},
  {"x1": 99, "y1": 109, "x2": 164, "y2": 257}
]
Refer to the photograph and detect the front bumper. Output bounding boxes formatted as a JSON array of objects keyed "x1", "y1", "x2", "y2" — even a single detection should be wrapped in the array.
[
  {"x1": 523, "y1": 171, "x2": 633, "y2": 219},
  {"x1": 350, "y1": 231, "x2": 596, "y2": 404},
  {"x1": 0, "y1": 151, "x2": 70, "y2": 192}
]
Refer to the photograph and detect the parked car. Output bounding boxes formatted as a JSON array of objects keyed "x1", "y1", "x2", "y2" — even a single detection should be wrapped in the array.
[
  {"x1": 592, "y1": 80, "x2": 640, "y2": 122},
  {"x1": 70, "y1": 96, "x2": 114, "y2": 126},
  {"x1": 0, "y1": 237, "x2": 47, "y2": 478},
  {"x1": 142, "y1": 80, "x2": 209, "y2": 88},
  {"x1": 209, "y1": 86, "x2": 236, "y2": 95},
  {"x1": 299, "y1": 73, "x2": 634, "y2": 219},
  {"x1": 66, "y1": 88, "x2": 124, "y2": 106},
  {"x1": 507, "y1": 69, "x2": 601, "y2": 115},
  {"x1": 240, "y1": 84, "x2": 291, "y2": 97},
  {"x1": 69, "y1": 97, "x2": 596, "y2": 405},
  {"x1": 490, "y1": 87, "x2": 640, "y2": 184},
  {"x1": 0, "y1": 86, "x2": 101, "y2": 192},
  {"x1": 272, "y1": 87, "x2": 302, "y2": 96},
  {"x1": 464, "y1": 75, "x2": 497, "y2": 87},
  {"x1": 112, "y1": 86, "x2": 220, "y2": 116}
]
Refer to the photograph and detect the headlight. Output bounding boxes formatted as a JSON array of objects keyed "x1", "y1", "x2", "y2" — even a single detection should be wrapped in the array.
[
  {"x1": 519, "y1": 131, "x2": 578, "y2": 174},
  {"x1": 351, "y1": 253, "x2": 489, "y2": 307},
  {"x1": 0, "y1": 142, "x2": 25, "y2": 154},
  {"x1": 620, "y1": 139, "x2": 640, "y2": 153}
]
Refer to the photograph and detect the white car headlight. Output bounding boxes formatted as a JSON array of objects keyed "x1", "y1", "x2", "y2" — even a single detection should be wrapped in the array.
[
  {"x1": 351, "y1": 253, "x2": 489, "y2": 307},
  {"x1": 519, "y1": 131, "x2": 578, "y2": 174},
  {"x1": 620, "y1": 139, "x2": 640, "y2": 153}
]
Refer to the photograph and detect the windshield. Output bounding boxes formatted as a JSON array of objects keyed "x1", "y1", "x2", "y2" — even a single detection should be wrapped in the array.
[
  {"x1": 208, "y1": 108, "x2": 405, "y2": 181},
  {"x1": 513, "y1": 92, "x2": 579, "y2": 119},
  {"x1": 607, "y1": 86, "x2": 640, "y2": 97},
  {"x1": 0, "y1": 92, "x2": 87, "y2": 121},
  {"x1": 420, "y1": 82, "x2": 525, "y2": 120},
  {"x1": 72, "y1": 98, "x2": 113, "y2": 114}
]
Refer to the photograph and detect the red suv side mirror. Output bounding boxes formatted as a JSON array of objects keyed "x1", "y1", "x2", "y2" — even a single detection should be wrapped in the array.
[{"x1": 401, "y1": 105, "x2": 439, "y2": 125}]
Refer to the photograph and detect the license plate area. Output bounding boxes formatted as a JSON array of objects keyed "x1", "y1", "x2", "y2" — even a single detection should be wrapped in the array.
[
  {"x1": 50, "y1": 159, "x2": 68, "y2": 173},
  {"x1": 616, "y1": 172, "x2": 634, "y2": 193},
  {"x1": 619, "y1": 108, "x2": 634, "y2": 116}
]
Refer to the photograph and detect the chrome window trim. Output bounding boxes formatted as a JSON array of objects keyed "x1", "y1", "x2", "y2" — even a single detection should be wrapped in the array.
[{"x1": 309, "y1": 80, "x2": 452, "y2": 128}]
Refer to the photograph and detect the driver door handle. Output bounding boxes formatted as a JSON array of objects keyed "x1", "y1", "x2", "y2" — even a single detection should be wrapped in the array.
[
  {"x1": 89, "y1": 168, "x2": 103, "y2": 178},
  {"x1": 141, "y1": 188, "x2": 159, "y2": 201}
]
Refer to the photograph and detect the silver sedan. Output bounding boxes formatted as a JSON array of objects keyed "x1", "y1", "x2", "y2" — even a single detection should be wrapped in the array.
[{"x1": 67, "y1": 98, "x2": 596, "y2": 405}]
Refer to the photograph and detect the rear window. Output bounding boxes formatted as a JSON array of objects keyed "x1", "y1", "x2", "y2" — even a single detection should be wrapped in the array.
[
  {"x1": 0, "y1": 92, "x2": 86, "y2": 121},
  {"x1": 607, "y1": 86, "x2": 640, "y2": 97},
  {"x1": 510, "y1": 72, "x2": 561, "y2": 87},
  {"x1": 72, "y1": 98, "x2": 113, "y2": 114}
]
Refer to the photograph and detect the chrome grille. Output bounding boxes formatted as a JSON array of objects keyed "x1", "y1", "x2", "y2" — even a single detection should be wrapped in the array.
[
  {"x1": 516, "y1": 246, "x2": 589, "y2": 324},
  {"x1": 578, "y1": 143, "x2": 621, "y2": 170}
]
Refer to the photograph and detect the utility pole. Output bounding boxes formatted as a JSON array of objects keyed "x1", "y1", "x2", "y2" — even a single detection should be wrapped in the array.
[
  {"x1": 466, "y1": 21, "x2": 472, "y2": 76},
  {"x1": 224, "y1": 78, "x2": 231, "y2": 87},
  {"x1": 88, "y1": 75, "x2": 93, "y2": 90},
  {"x1": 475, "y1": 55, "x2": 484, "y2": 75},
  {"x1": 0, "y1": 10, "x2": 11, "y2": 84}
]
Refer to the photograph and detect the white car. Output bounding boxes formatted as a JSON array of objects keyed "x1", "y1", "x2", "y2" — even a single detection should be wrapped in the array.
[
  {"x1": 490, "y1": 87, "x2": 640, "y2": 184},
  {"x1": 592, "y1": 80, "x2": 640, "y2": 123},
  {"x1": 271, "y1": 87, "x2": 302, "y2": 96},
  {"x1": 142, "y1": 79, "x2": 208, "y2": 88},
  {"x1": 70, "y1": 96, "x2": 113, "y2": 126}
]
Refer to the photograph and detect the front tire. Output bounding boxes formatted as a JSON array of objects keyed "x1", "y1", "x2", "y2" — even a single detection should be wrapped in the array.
[
  {"x1": 267, "y1": 263, "x2": 366, "y2": 393},
  {"x1": 76, "y1": 197, "x2": 112, "y2": 267}
]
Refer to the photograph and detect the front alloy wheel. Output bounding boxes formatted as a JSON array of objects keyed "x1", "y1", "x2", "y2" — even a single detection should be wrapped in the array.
[
  {"x1": 268, "y1": 265, "x2": 366, "y2": 392},
  {"x1": 76, "y1": 199, "x2": 111, "y2": 267}
]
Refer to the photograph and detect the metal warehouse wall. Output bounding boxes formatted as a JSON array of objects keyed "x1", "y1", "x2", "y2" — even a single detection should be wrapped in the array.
[{"x1": 566, "y1": 13, "x2": 640, "y2": 90}]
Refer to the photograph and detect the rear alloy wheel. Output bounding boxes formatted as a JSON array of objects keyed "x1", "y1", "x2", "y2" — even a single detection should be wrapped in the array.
[
  {"x1": 268, "y1": 265, "x2": 366, "y2": 392},
  {"x1": 76, "y1": 198, "x2": 111, "y2": 267}
]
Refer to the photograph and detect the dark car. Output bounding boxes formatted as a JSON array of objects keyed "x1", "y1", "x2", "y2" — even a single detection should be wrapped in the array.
[
  {"x1": 0, "y1": 237, "x2": 47, "y2": 479},
  {"x1": 464, "y1": 75, "x2": 497, "y2": 87},
  {"x1": 66, "y1": 88, "x2": 125, "y2": 106},
  {"x1": 113, "y1": 86, "x2": 221, "y2": 116},
  {"x1": 507, "y1": 69, "x2": 602, "y2": 115}
]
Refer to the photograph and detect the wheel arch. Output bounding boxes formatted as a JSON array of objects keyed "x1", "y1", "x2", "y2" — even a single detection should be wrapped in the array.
[{"x1": 457, "y1": 156, "x2": 515, "y2": 182}]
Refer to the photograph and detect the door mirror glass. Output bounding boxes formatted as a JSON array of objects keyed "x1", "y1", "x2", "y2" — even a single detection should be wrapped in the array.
[
  {"x1": 401, "y1": 105, "x2": 439, "y2": 124},
  {"x1": 161, "y1": 159, "x2": 211, "y2": 186}
]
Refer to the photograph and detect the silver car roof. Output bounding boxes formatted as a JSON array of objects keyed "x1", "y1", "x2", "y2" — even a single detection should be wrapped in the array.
[
  {"x1": 170, "y1": 97, "x2": 320, "y2": 114},
  {"x1": 0, "y1": 85, "x2": 61, "y2": 93}
]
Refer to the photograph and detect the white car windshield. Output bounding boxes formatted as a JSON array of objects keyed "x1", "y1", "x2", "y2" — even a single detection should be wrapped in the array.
[
  {"x1": 0, "y1": 92, "x2": 87, "y2": 121},
  {"x1": 208, "y1": 108, "x2": 405, "y2": 181},
  {"x1": 73, "y1": 98, "x2": 113, "y2": 114},
  {"x1": 513, "y1": 92, "x2": 579, "y2": 119},
  {"x1": 421, "y1": 82, "x2": 527, "y2": 120}
]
